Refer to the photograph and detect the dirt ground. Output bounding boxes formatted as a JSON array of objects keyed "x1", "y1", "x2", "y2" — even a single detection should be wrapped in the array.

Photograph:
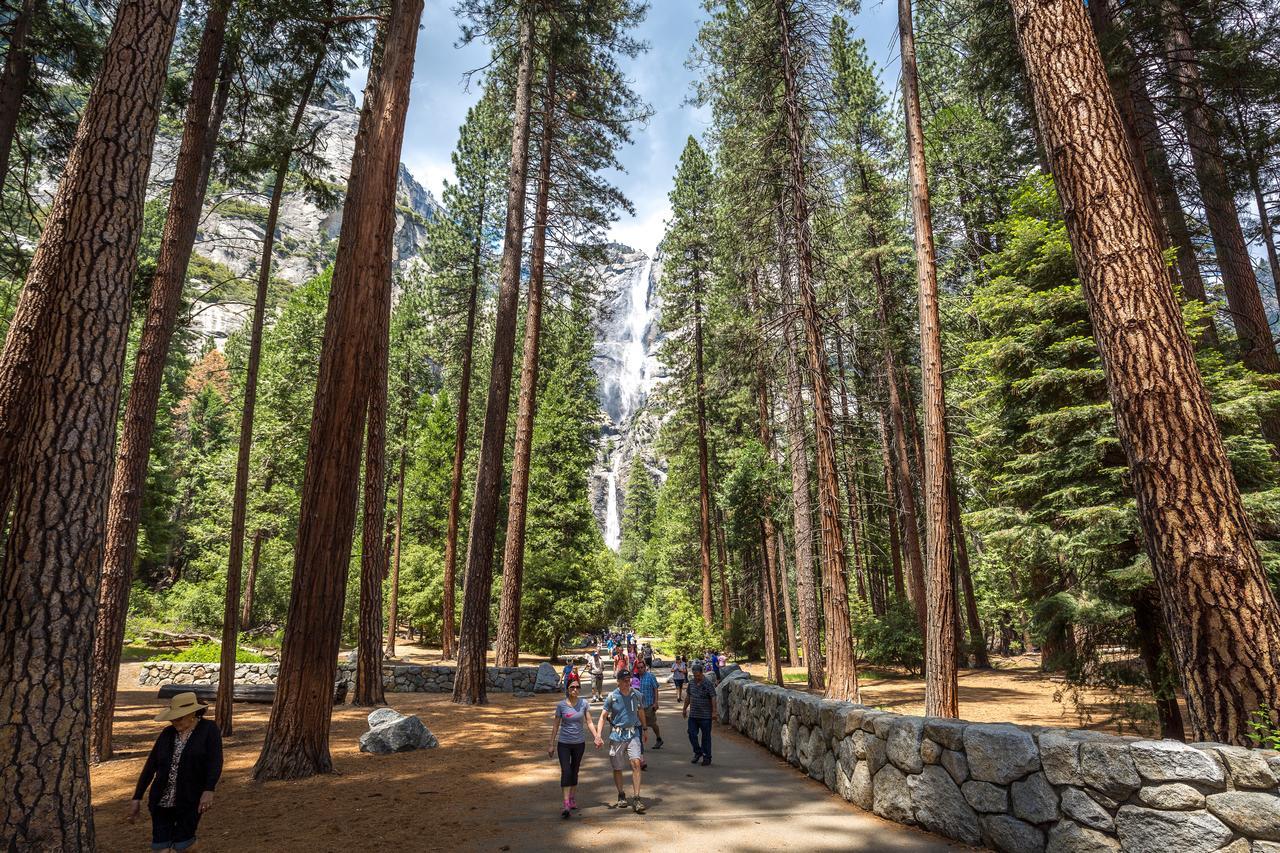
[
  {"x1": 92, "y1": 665, "x2": 967, "y2": 853},
  {"x1": 737, "y1": 654, "x2": 1166, "y2": 736},
  {"x1": 92, "y1": 653, "x2": 1151, "y2": 851}
]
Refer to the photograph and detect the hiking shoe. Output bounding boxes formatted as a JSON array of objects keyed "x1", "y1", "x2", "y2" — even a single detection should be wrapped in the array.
[
  {"x1": 691, "y1": 754, "x2": 702, "y2": 764},
  {"x1": 569, "y1": 796, "x2": 578, "y2": 811},
  {"x1": 614, "y1": 791, "x2": 628, "y2": 809},
  {"x1": 701, "y1": 756, "x2": 712, "y2": 766},
  {"x1": 631, "y1": 797, "x2": 647, "y2": 814},
  {"x1": 653, "y1": 738, "x2": 664, "y2": 749},
  {"x1": 561, "y1": 803, "x2": 571, "y2": 819}
]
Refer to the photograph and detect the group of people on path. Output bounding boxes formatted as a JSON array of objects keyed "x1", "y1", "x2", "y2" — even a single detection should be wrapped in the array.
[{"x1": 547, "y1": 647, "x2": 721, "y2": 817}]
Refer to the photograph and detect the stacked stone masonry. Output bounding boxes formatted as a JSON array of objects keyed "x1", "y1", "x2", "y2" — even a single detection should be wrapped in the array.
[
  {"x1": 138, "y1": 662, "x2": 557, "y2": 695},
  {"x1": 715, "y1": 672, "x2": 1280, "y2": 853}
]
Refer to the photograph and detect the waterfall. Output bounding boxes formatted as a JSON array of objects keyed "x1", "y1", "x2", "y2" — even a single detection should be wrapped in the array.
[{"x1": 601, "y1": 255, "x2": 658, "y2": 550}]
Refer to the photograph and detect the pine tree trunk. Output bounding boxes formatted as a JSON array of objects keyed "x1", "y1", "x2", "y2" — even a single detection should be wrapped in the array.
[
  {"x1": 880, "y1": 410, "x2": 907, "y2": 605},
  {"x1": 494, "y1": 57, "x2": 556, "y2": 668},
  {"x1": 753, "y1": 331, "x2": 786, "y2": 681},
  {"x1": 217, "y1": 27, "x2": 331, "y2": 738},
  {"x1": 1086, "y1": 0, "x2": 1217, "y2": 347},
  {"x1": 779, "y1": 280, "x2": 825, "y2": 689},
  {"x1": 1244, "y1": 154, "x2": 1280, "y2": 303},
  {"x1": 442, "y1": 169, "x2": 491, "y2": 663},
  {"x1": 386, "y1": 443, "x2": 406, "y2": 657},
  {"x1": 1161, "y1": 0, "x2": 1277, "y2": 374},
  {"x1": 775, "y1": 529, "x2": 800, "y2": 668},
  {"x1": 0, "y1": 1, "x2": 180, "y2": 845},
  {"x1": 0, "y1": 0, "x2": 38, "y2": 193},
  {"x1": 91, "y1": 0, "x2": 233, "y2": 763},
  {"x1": 240, "y1": 529, "x2": 263, "y2": 628},
  {"x1": 695, "y1": 295, "x2": 715, "y2": 626},
  {"x1": 947, "y1": 437, "x2": 989, "y2": 668},
  {"x1": 253, "y1": 0, "x2": 422, "y2": 780},
  {"x1": 884, "y1": 359, "x2": 927, "y2": 631},
  {"x1": 453, "y1": 7, "x2": 535, "y2": 706},
  {"x1": 355, "y1": 311, "x2": 391, "y2": 707},
  {"x1": 716, "y1": 507, "x2": 731, "y2": 632},
  {"x1": 898, "y1": 0, "x2": 959, "y2": 711},
  {"x1": 1011, "y1": 0, "x2": 1280, "y2": 745},
  {"x1": 774, "y1": 0, "x2": 859, "y2": 702},
  {"x1": 835, "y1": 335, "x2": 868, "y2": 602}
]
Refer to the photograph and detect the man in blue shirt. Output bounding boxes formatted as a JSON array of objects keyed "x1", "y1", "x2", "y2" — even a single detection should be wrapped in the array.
[
  {"x1": 598, "y1": 670, "x2": 648, "y2": 813},
  {"x1": 636, "y1": 662, "x2": 663, "y2": 750}
]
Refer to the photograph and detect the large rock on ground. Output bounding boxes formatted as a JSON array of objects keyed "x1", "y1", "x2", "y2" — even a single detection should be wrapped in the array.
[
  {"x1": 534, "y1": 662, "x2": 559, "y2": 693},
  {"x1": 359, "y1": 709, "x2": 438, "y2": 754}
]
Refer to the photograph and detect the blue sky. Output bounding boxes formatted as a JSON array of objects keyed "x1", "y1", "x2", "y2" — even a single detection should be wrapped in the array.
[{"x1": 387, "y1": 1, "x2": 901, "y2": 255}]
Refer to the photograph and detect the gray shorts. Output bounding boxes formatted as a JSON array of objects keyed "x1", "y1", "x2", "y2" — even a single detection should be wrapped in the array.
[{"x1": 608, "y1": 735, "x2": 642, "y2": 770}]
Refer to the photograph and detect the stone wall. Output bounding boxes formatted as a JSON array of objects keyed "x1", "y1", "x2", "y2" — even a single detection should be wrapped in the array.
[
  {"x1": 716, "y1": 672, "x2": 1280, "y2": 853},
  {"x1": 138, "y1": 661, "x2": 556, "y2": 696},
  {"x1": 138, "y1": 662, "x2": 277, "y2": 686}
]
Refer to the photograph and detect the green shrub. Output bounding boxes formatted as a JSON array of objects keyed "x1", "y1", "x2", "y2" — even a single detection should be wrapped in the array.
[
  {"x1": 663, "y1": 598, "x2": 723, "y2": 658},
  {"x1": 854, "y1": 601, "x2": 924, "y2": 675},
  {"x1": 152, "y1": 642, "x2": 269, "y2": 664},
  {"x1": 727, "y1": 608, "x2": 762, "y2": 659}
]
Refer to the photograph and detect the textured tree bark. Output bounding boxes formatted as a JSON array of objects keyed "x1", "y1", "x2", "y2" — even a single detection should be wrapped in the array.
[
  {"x1": 218, "y1": 25, "x2": 331, "y2": 738},
  {"x1": 1011, "y1": 0, "x2": 1280, "y2": 745},
  {"x1": 494, "y1": 56, "x2": 556, "y2": 668},
  {"x1": 895, "y1": 110, "x2": 959, "y2": 660},
  {"x1": 453, "y1": 7, "x2": 534, "y2": 706},
  {"x1": 1243, "y1": 152, "x2": 1280, "y2": 306},
  {"x1": 386, "y1": 443, "x2": 406, "y2": 657},
  {"x1": 947, "y1": 436, "x2": 989, "y2": 669},
  {"x1": 774, "y1": 0, "x2": 858, "y2": 701},
  {"x1": 1160, "y1": 0, "x2": 1277, "y2": 375},
  {"x1": 884, "y1": 357, "x2": 927, "y2": 630},
  {"x1": 1086, "y1": 0, "x2": 1217, "y2": 348},
  {"x1": 91, "y1": 0, "x2": 234, "y2": 762},
  {"x1": 240, "y1": 529, "x2": 264, "y2": 628},
  {"x1": 716, "y1": 507, "x2": 731, "y2": 632},
  {"x1": 695, "y1": 288, "x2": 715, "y2": 626},
  {"x1": 778, "y1": 268, "x2": 825, "y2": 690},
  {"x1": 253, "y1": 0, "x2": 422, "y2": 780},
  {"x1": 441, "y1": 174, "x2": 489, "y2": 664},
  {"x1": 0, "y1": 0, "x2": 38, "y2": 193},
  {"x1": 754, "y1": 337, "x2": 785, "y2": 682},
  {"x1": 355, "y1": 304, "x2": 391, "y2": 707},
  {"x1": 835, "y1": 336, "x2": 868, "y2": 602},
  {"x1": 774, "y1": 528, "x2": 801, "y2": 668},
  {"x1": 0, "y1": 1, "x2": 180, "y2": 845},
  {"x1": 879, "y1": 410, "x2": 907, "y2": 606}
]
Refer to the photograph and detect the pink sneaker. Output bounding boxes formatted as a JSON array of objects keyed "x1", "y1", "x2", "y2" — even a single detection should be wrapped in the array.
[{"x1": 569, "y1": 796, "x2": 578, "y2": 811}]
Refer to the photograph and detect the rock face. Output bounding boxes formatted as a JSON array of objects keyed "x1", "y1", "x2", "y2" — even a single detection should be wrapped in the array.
[
  {"x1": 715, "y1": 675, "x2": 1280, "y2": 852},
  {"x1": 129, "y1": 86, "x2": 444, "y2": 350},
  {"x1": 535, "y1": 662, "x2": 560, "y2": 692},
  {"x1": 359, "y1": 709, "x2": 438, "y2": 754}
]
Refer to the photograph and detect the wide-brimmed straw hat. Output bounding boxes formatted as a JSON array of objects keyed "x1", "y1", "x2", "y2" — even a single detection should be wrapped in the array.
[{"x1": 155, "y1": 692, "x2": 206, "y2": 722}]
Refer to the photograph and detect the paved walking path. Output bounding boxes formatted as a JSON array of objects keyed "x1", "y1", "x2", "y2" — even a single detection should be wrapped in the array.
[{"x1": 499, "y1": 679, "x2": 969, "y2": 852}]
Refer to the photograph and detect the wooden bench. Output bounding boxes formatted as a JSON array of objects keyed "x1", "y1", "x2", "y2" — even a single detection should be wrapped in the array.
[{"x1": 157, "y1": 680, "x2": 348, "y2": 705}]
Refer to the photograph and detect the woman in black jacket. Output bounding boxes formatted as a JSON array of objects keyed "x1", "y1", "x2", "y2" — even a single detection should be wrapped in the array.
[{"x1": 128, "y1": 692, "x2": 223, "y2": 851}]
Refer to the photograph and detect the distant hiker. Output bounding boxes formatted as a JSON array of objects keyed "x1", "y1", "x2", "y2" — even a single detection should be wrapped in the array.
[
  {"x1": 548, "y1": 675, "x2": 602, "y2": 819},
  {"x1": 637, "y1": 661, "x2": 663, "y2": 750},
  {"x1": 672, "y1": 655, "x2": 688, "y2": 701},
  {"x1": 599, "y1": 669, "x2": 647, "y2": 814},
  {"x1": 643, "y1": 643, "x2": 654, "y2": 670},
  {"x1": 128, "y1": 692, "x2": 223, "y2": 852},
  {"x1": 683, "y1": 663, "x2": 716, "y2": 766},
  {"x1": 709, "y1": 650, "x2": 722, "y2": 680},
  {"x1": 614, "y1": 646, "x2": 627, "y2": 677},
  {"x1": 561, "y1": 659, "x2": 577, "y2": 697},
  {"x1": 589, "y1": 651, "x2": 606, "y2": 703}
]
